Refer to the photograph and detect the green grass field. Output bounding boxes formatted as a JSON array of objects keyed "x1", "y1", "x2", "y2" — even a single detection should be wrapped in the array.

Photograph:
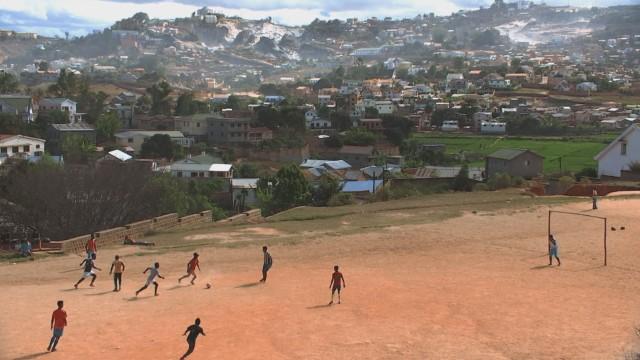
[{"x1": 412, "y1": 133, "x2": 615, "y2": 173}]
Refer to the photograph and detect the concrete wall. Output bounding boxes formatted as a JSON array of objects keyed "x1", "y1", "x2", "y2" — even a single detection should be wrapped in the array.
[
  {"x1": 54, "y1": 211, "x2": 212, "y2": 254},
  {"x1": 53, "y1": 209, "x2": 263, "y2": 255}
]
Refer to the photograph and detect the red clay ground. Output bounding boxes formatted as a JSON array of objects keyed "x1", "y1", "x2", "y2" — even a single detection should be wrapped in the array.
[{"x1": 2, "y1": 197, "x2": 640, "y2": 359}]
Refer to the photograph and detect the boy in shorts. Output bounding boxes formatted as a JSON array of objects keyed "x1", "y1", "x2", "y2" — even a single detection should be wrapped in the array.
[
  {"x1": 47, "y1": 300, "x2": 67, "y2": 352},
  {"x1": 329, "y1": 265, "x2": 346, "y2": 305},
  {"x1": 74, "y1": 253, "x2": 101, "y2": 288},
  {"x1": 136, "y1": 262, "x2": 164, "y2": 296},
  {"x1": 178, "y1": 253, "x2": 201, "y2": 285}
]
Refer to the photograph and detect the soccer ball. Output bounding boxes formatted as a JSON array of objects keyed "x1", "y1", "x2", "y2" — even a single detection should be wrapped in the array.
[{"x1": 206, "y1": 283, "x2": 211, "y2": 289}]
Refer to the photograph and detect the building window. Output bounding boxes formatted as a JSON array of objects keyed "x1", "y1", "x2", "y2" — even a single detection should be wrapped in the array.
[
  {"x1": 36, "y1": 144, "x2": 41, "y2": 149},
  {"x1": 524, "y1": 160, "x2": 530, "y2": 167},
  {"x1": 0, "y1": 147, "x2": 6, "y2": 154},
  {"x1": 196, "y1": 122, "x2": 200, "y2": 127},
  {"x1": 128, "y1": 138, "x2": 134, "y2": 143},
  {"x1": 191, "y1": 172, "x2": 198, "y2": 177},
  {"x1": 621, "y1": 142, "x2": 627, "y2": 155},
  {"x1": 23, "y1": 145, "x2": 30, "y2": 152},
  {"x1": 12, "y1": 146, "x2": 19, "y2": 153}
]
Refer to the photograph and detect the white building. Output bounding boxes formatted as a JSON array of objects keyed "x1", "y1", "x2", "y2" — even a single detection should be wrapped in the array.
[
  {"x1": 0, "y1": 134, "x2": 45, "y2": 158},
  {"x1": 441, "y1": 120, "x2": 459, "y2": 132},
  {"x1": 374, "y1": 100, "x2": 395, "y2": 115},
  {"x1": 481, "y1": 122, "x2": 507, "y2": 134},
  {"x1": 169, "y1": 161, "x2": 233, "y2": 179},
  {"x1": 594, "y1": 124, "x2": 640, "y2": 178},
  {"x1": 39, "y1": 98, "x2": 81, "y2": 123}
]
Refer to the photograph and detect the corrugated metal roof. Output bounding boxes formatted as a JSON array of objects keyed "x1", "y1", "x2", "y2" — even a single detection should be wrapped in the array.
[
  {"x1": 232, "y1": 178, "x2": 259, "y2": 189},
  {"x1": 115, "y1": 130, "x2": 185, "y2": 138},
  {"x1": 108, "y1": 149, "x2": 132, "y2": 162},
  {"x1": 50, "y1": 123, "x2": 95, "y2": 131},
  {"x1": 324, "y1": 160, "x2": 351, "y2": 170},
  {"x1": 170, "y1": 163, "x2": 232, "y2": 172},
  {"x1": 487, "y1": 149, "x2": 543, "y2": 161},
  {"x1": 341, "y1": 180, "x2": 383, "y2": 193}
]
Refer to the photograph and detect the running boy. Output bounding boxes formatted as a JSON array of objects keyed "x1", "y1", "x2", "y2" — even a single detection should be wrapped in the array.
[
  {"x1": 180, "y1": 318, "x2": 206, "y2": 360},
  {"x1": 135, "y1": 262, "x2": 164, "y2": 296},
  {"x1": 47, "y1": 300, "x2": 67, "y2": 352},
  {"x1": 178, "y1": 253, "x2": 201, "y2": 285},
  {"x1": 259, "y1": 246, "x2": 273, "y2": 283},
  {"x1": 74, "y1": 253, "x2": 101, "y2": 288},
  {"x1": 109, "y1": 255, "x2": 125, "y2": 292},
  {"x1": 548, "y1": 234, "x2": 561, "y2": 266},
  {"x1": 329, "y1": 265, "x2": 346, "y2": 305}
]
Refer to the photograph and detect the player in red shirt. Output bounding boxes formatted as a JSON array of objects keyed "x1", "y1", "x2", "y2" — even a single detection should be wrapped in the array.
[
  {"x1": 85, "y1": 233, "x2": 97, "y2": 259},
  {"x1": 329, "y1": 265, "x2": 346, "y2": 305},
  {"x1": 48, "y1": 300, "x2": 67, "y2": 352},
  {"x1": 179, "y1": 253, "x2": 201, "y2": 285}
]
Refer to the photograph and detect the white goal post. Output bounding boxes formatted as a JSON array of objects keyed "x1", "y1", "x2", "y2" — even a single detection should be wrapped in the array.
[{"x1": 548, "y1": 210, "x2": 608, "y2": 266}]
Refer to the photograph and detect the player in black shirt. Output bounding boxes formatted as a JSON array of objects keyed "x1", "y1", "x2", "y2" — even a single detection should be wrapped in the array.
[{"x1": 180, "y1": 318, "x2": 205, "y2": 360}]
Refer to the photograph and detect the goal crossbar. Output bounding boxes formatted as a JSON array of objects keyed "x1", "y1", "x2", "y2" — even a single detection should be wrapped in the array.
[{"x1": 548, "y1": 210, "x2": 608, "y2": 266}]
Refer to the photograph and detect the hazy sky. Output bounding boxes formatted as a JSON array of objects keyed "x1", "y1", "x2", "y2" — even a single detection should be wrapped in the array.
[{"x1": 0, "y1": 0, "x2": 638, "y2": 37}]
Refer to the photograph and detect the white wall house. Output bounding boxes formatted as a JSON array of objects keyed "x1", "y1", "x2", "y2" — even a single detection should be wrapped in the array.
[
  {"x1": 39, "y1": 98, "x2": 80, "y2": 123},
  {"x1": 594, "y1": 124, "x2": 640, "y2": 178},
  {"x1": 0, "y1": 134, "x2": 45, "y2": 158},
  {"x1": 481, "y1": 122, "x2": 507, "y2": 134}
]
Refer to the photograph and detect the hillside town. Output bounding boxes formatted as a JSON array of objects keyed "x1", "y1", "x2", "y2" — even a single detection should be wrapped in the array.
[{"x1": 1, "y1": 0, "x2": 640, "y2": 245}]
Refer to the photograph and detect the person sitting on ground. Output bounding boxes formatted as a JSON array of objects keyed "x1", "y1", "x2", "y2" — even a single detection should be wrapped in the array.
[
  {"x1": 123, "y1": 235, "x2": 155, "y2": 246},
  {"x1": 19, "y1": 240, "x2": 32, "y2": 257}
]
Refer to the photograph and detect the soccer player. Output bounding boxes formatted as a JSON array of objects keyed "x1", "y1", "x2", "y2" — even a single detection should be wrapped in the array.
[
  {"x1": 180, "y1": 318, "x2": 206, "y2": 360},
  {"x1": 136, "y1": 262, "x2": 165, "y2": 297},
  {"x1": 47, "y1": 300, "x2": 67, "y2": 352},
  {"x1": 178, "y1": 253, "x2": 201, "y2": 285},
  {"x1": 109, "y1": 255, "x2": 126, "y2": 292},
  {"x1": 329, "y1": 265, "x2": 346, "y2": 305},
  {"x1": 74, "y1": 253, "x2": 101, "y2": 288},
  {"x1": 86, "y1": 233, "x2": 97, "y2": 259},
  {"x1": 259, "y1": 246, "x2": 273, "y2": 283},
  {"x1": 548, "y1": 234, "x2": 561, "y2": 266}
]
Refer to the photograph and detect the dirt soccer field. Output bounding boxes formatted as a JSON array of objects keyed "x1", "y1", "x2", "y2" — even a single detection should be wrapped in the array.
[{"x1": 2, "y1": 192, "x2": 640, "y2": 360}]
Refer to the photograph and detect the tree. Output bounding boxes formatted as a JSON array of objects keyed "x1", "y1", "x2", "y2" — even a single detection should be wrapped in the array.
[
  {"x1": 270, "y1": 164, "x2": 310, "y2": 212},
  {"x1": 330, "y1": 111, "x2": 352, "y2": 131},
  {"x1": 311, "y1": 174, "x2": 340, "y2": 206},
  {"x1": 342, "y1": 128, "x2": 377, "y2": 146},
  {"x1": 453, "y1": 57, "x2": 465, "y2": 69},
  {"x1": 0, "y1": 72, "x2": 19, "y2": 94},
  {"x1": 364, "y1": 107, "x2": 379, "y2": 119},
  {"x1": 452, "y1": 165, "x2": 473, "y2": 192},
  {"x1": 175, "y1": 92, "x2": 196, "y2": 116},
  {"x1": 225, "y1": 95, "x2": 241, "y2": 110},
  {"x1": 382, "y1": 115, "x2": 413, "y2": 146},
  {"x1": 95, "y1": 112, "x2": 121, "y2": 143},
  {"x1": 140, "y1": 134, "x2": 177, "y2": 159},
  {"x1": 62, "y1": 134, "x2": 96, "y2": 164},
  {"x1": 0, "y1": 162, "x2": 221, "y2": 241},
  {"x1": 38, "y1": 61, "x2": 49, "y2": 72},
  {"x1": 147, "y1": 81, "x2": 172, "y2": 115},
  {"x1": 48, "y1": 69, "x2": 78, "y2": 97},
  {"x1": 313, "y1": 78, "x2": 333, "y2": 92},
  {"x1": 237, "y1": 163, "x2": 259, "y2": 178}
]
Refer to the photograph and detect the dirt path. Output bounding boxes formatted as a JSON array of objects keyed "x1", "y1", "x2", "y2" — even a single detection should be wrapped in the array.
[{"x1": 1, "y1": 199, "x2": 639, "y2": 359}]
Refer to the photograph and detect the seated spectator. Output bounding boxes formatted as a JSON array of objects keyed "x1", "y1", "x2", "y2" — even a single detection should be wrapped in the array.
[
  {"x1": 123, "y1": 235, "x2": 155, "y2": 246},
  {"x1": 19, "y1": 240, "x2": 32, "y2": 257}
]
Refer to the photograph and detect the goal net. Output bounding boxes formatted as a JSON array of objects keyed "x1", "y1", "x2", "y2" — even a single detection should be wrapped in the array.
[{"x1": 548, "y1": 211, "x2": 607, "y2": 266}]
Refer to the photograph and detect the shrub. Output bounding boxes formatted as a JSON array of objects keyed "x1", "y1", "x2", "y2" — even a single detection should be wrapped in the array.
[
  {"x1": 511, "y1": 176, "x2": 525, "y2": 187},
  {"x1": 327, "y1": 193, "x2": 354, "y2": 207},
  {"x1": 629, "y1": 161, "x2": 640, "y2": 173},
  {"x1": 558, "y1": 175, "x2": 576, "y2": 194},
  {"x1": 473, "y1": 183, "x2": 489, "y2": 191},
  {"x1": 487, "y1": 173, "x2": 512, "y2": 190}
]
